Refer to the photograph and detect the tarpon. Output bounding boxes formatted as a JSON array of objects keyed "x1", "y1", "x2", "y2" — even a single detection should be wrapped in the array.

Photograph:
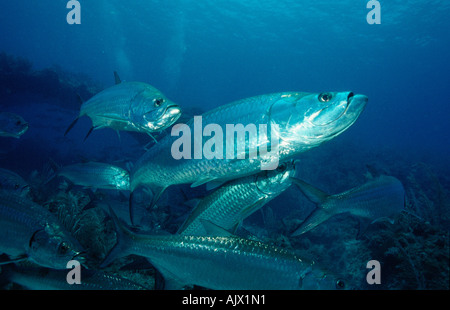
[
  {"x1": 0, "y1": 112, "x2": 28, "y2": 138},
  {"x1": 291, "y1": 175, "x2": 406, "y2": 236},
  {"x1": 57, "y1": 162, "x2": 130, "y2": 191},
  {"x1": 102, "y1": 208, "x2": 341, "y2": 290},
  {"x1": 64, "y1": 72, "x2": 182, "y2": 141},
  {"x1": 131, "y1": 91, "x2": 367, "y2": 211},
  {"x1": 0, "y1": 190, "x2": 84, "y2": 269},
  {"x1": 177, "y1": 161, "x2": 296, "y2": 236},
  {"x1": 2, "y1": 263, "x2": 148, "y2": 290}
]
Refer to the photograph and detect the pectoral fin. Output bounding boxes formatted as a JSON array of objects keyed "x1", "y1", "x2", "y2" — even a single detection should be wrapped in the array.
[
  {"x1": 291, "y1": 207, "x2": 333, "y2": 236},
  {"x1": 0, "y1": 254, "x2": 28, "y2": 266},
  {"x1": 64, "y1": 116, "x2": 80, "y2": 137},
  {"x1": 83, "y1": 126, "x2": 96, "y2": 142},
  {"x1": 238, "y1": 197, "x2": 267, "y2": 221},
  {"x1": 200, "y1": 220, "x2": 234, "y2": 237},
  {"x1": 157, "y1": 265, "x2": 187, "y2": 290}
]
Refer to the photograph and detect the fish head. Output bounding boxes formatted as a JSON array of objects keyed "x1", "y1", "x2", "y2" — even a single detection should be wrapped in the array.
[
  {"x1": 0, "y1": 176, "x2": 30, "y2": 196},
  {"x1": 132, "y1": 87, "x2": 182, "y2": 132},
  {"x1": 0, "y1": 112, "x2": 29, "y2": 138},
  {"x1": 27, "y1": 223, "x2": 85, "y2": 269},
  {"x1": 270, "y1": 91, "x2": 367, "y2": 147},
  {"x1": 255, "y1": 160, "x2": 296, "y2": 195}
]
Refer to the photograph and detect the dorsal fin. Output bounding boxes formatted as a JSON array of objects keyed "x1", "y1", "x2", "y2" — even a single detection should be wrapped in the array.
[{"x1": 114, "y1": 71, "x2": 122, "y2": 85}]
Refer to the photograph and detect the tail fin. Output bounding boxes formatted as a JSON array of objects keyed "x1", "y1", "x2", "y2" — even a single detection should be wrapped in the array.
[
  {"x1": 100, "y1": 206, "x2": 133, "y2": 268},
  {"x1": 290, "y1": 177, "x2": 333, "y2": 236},
  {"x1": 291, "y1": 176, "x2": 406, "y2": 237}
]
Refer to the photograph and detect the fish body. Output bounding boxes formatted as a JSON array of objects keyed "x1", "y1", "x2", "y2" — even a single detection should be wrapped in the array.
[
  {"x1": 291, "y1": 175, "x2": 406, "y2": 236},
  {"x1": 178, "y1": 161, "x2": 296, "y2": 235},
  {"x1": 0, "y1": 190, "x2": 84, "y2": 269},
  {"x1": 0, "y1": 168, "x2": 30, "y2": 196},
  {"x1": 131, "y1": 91, "x2": 367, "y2": 208},
  {"x1": 58, "y1": 162, "x2": 130, "y2": 190},
  {"x1": 0, "y1": 112, "x2": 28, "y2": 138},
  {"x1": 4, "y1": 265, "x2": 148, "y2": 290},
  {"x1": 65, "y1": 74, "x2": 181, "y2": 139},
  {"x1": 103, "y1": 210, "x2": 337, "y2": 290}
]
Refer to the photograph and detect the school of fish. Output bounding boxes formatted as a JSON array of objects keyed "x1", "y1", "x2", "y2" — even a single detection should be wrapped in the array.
[{"x1": 0, "y1": 73, "x2": 409, "y2": 290}]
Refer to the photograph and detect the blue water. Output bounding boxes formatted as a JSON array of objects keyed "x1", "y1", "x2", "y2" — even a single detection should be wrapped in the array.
[
  {"x1": 0, "y1": 1, "x2": 449, "y2": 290},
  {"x1": 1, "y1": 1, "x2": 449, "y2": 153}
]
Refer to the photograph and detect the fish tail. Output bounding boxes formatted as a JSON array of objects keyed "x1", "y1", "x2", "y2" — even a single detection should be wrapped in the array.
[
  {"x1": 100, "y1": 206, "x2": 133, "y2": 268},
  {"x1": 290, "y1": 177, "x2": 334, "y2": 236},
  {"x1": 291, "y1": 175, "x2": 406, "y2": 237}
]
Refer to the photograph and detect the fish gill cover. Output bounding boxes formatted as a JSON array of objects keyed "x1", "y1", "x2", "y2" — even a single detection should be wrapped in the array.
[{"x1": 0, "y1": 0, "x2": 448, "y2": 292}]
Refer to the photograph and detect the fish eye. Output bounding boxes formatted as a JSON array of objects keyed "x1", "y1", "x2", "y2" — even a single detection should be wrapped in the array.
[
  {"x1": 14, "y1": 184, "x2": 20, "y2": 189},
  {"x1": 336, "y1": 279, "x2": 346, "y2": 290},
  {"x1": 318, "y1": 93, "x2": 333, "y2": 103},
  {"x1": 153, "y1": 98, "x2": 165, "y2": 107},
  {"x1": 276, "y1": 163, "x2": 287, "y2": 172},
  {"x1": 58, "y1": 242, "x2": 69, "y2": 255},
  {"x1": 16, "y1": 120, "x2": 21, "y2": 125}
]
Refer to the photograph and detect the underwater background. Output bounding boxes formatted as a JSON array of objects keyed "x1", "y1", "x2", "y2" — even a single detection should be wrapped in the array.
[{"x1": 0, "y1": 0, "x2": 449, "y2": 290}]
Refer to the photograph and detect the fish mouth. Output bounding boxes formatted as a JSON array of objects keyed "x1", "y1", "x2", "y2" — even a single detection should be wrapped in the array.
[
  {"x1": 159, "y1": 104, "x2": 182, "y2": 129},
  {"x1": 145, "y1": 104, "x2": 181, "y2": 131}
]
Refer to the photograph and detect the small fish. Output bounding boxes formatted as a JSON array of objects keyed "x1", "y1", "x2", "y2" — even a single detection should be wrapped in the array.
[
  {"x1": 177, "y1": 160, "x2": 296, "y2": 236},
  {"x1": 291, "y1": 175, "x2": 406, "y2": 236},
  {"x1": 0, "y1": 190, "x2": 85, "y2": 269},
  {"x1": 2, "y1": 264, "x2": 148, "y2": 290},
  {"x1": 0, "y1": 168, "x2": 30, "y2": 196},
  {"x1": 130, "y1": 91, "x2": 367, "y2": 211},
  {"x1": 64, "y1": 72, "x2": 182, "y2": 141},
  {"x1": 0, "y1": 112, "x2": 28, "y2": 138},
  {"x1": 102, "y1": 208, "x2": 341, "y2": 290},
  {"x1": 57, "y1": 162, "x2": 130, "y2": 191}
]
